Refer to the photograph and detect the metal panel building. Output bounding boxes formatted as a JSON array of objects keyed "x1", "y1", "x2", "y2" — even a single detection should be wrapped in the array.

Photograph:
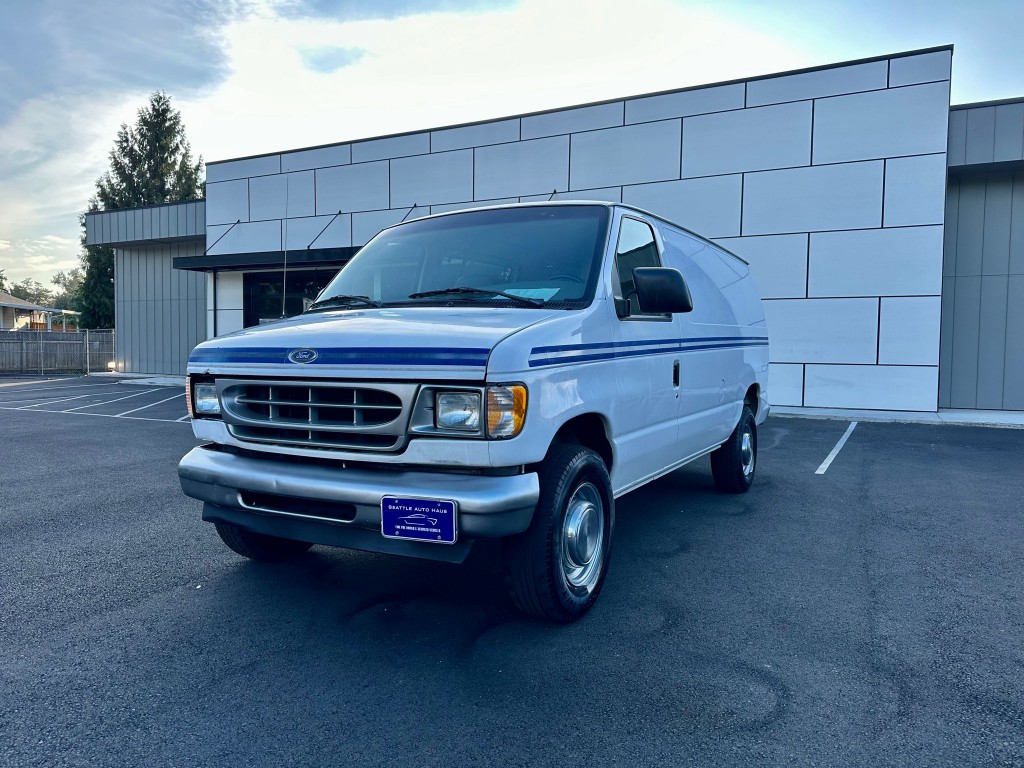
[
  {"x1": 83, "y1": 46, "x2": 1024, "y2": 413},
  {"x1": 87, "y1": 200, "x2": 207, "y2": 375},
  {"x1": 941, "y1": 99, "x2": 1024, "y2": 410}
]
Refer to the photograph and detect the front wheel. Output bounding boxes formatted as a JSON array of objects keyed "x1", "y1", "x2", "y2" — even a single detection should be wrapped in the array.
[
  {"x1": 710, "y1": 405, "x2": 757, "y2": 493},
  {"x1": 214, "y1": 521, "x2": 313, "y2": 562},
  {"x1": 504, "y1": 444, "x2": 614, "y2": 622}
]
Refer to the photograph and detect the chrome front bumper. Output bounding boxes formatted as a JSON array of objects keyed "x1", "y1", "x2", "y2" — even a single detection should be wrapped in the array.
[{"x1": 178, "y1": 446, "x2": 539, "y2": 562}]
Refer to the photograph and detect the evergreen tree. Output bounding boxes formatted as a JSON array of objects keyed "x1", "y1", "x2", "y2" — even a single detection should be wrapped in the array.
[
  {"x1": 79, "y1": 92, "x2": 204, "y2": 328},
  {"x1": 0, "y1": 268, "x2": 7, "y2": 293}
]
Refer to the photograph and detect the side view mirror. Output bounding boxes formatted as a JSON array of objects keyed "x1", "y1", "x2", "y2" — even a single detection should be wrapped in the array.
[{"x1": 633, "y1": 267, "x2": 694, "y2": 314}]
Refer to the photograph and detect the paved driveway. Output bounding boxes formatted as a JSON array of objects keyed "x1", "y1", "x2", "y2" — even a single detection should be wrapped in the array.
[{"x1": 1, "y1": 378, "x2": 1022, "y2": 767}]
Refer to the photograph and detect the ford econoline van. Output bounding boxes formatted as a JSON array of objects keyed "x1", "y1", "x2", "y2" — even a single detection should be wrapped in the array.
[{"x1": 178, "y1": 202, "x2": 769, "y2": 621}]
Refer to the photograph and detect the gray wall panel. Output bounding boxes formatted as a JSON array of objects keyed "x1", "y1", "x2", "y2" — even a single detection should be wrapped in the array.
[
  {"x1": 948, "y1": 275, "x2": 981, "y2": 408},
  {"x1": 1005, "y1": 276, "x2": 1024, "y2": 410},
  {"x1": 113, "y1": 241, "x2": 207, "y2": 375},
  {"x1": 938, "y1": 276, "x2": 955, "y2": 408},
  {"x1": 940, "y1": 172, "x2": 1024, "y2": 409},
  {"x1": 976, "y1": 276, "x2": 1008, "y2": 408},
  {"x1": 942, "y1": 178, "x2": 959, "y2": 277},
  {"x1": 954, "y1": 181, "x2": 985, "y2": 275},
  {"x1": 947, "y1": 109, "x2": 967, "y2": 166},
  {"x1": 993, "y1": 103, "x2": 1024, "y2": 162},
  {"x1": 1011, "y1": 176, "x2": 1024, "y2": 275},
  {"x1": 982, "y1": 177, "x2": 1012, "y2": 274},
  {"x1": 964, "y1": 107, "x2": 996, "y2": 165}
]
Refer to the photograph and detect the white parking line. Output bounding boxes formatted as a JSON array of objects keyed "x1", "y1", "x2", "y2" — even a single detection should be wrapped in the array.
[
  {"x1": 0, "y1": 405, "x2": 189, "y2": 424},
  {"x1": 176, "y1": 414, "x2": 192, "y2": 422},
  {"x1": 61, "y1": 389, "x2": 160, "y2": 412},
  {"x1": 0, "y1": 381, "x2": 121, "y2": 394},
  {"x1": 17, "y1": 393, "x2": 97, "y2": 409},
  {"x1": 815, "y1": 421, "x2": 858, "y2": 475},
  {"x1": 115, "y1": 392, "x2": 185, "y2": 417}
]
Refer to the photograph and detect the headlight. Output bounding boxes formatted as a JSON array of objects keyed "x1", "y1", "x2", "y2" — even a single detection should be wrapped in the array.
[
  {"x1": 486, "y1": 385, "x2": 527, "y2": 439},
  {"x1": 192, "y1": 383, "x2": 221, "y2": 416},
  {"x1": 435, "y1": 391, "x2": 481, "y2": 431}
]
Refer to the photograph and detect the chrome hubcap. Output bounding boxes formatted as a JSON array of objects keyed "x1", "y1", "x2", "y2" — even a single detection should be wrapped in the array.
[
  {"x1": 561, "y1": 482, "x2": 605, "y2": 594},
  {"x1": 741, "y1": 430, "x2": 755, "y2": 476}
]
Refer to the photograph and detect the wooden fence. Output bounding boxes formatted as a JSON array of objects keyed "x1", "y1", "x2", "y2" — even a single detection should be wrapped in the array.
[{"x1": 0, "y1": 330, "x2": 115, "y2": 375}]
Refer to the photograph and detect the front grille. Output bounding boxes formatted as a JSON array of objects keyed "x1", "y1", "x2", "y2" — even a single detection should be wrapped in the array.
[{"x1": 219, "y1": 380, "x2": 416, "y2": 452}]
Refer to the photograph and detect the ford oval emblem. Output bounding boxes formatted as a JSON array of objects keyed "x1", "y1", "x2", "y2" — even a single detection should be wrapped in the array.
[{"x1": 287, "y1": 348, "x2": 319, "y2": 364}]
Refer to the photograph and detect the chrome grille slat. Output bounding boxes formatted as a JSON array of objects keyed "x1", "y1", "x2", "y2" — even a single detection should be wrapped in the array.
[{"x1": 218, "y1": 379, "x2": 416, "y2": 453}]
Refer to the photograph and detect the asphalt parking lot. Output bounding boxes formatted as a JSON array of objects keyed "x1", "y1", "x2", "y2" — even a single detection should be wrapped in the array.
[{"x1": 1, "y1": 376, "x2": 1022, "y2": 767}]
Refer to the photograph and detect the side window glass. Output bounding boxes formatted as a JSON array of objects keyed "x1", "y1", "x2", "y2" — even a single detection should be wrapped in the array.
[{"x1": 614, "y1": 217, "x2": 661, "y2": 316}]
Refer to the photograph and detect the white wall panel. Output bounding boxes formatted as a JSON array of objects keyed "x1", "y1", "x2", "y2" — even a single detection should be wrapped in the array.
[
  {"x1": 249, "y1": 172, "x2": 315, "y2": 221},
  {"x1": 431, "y1": 119, "x2": 519, "y2": 151},
  {"x1": 804, "y1": 364, "x2": 938, "y2": 411},
  {"x1": 520, "y1": 187, "x2": 621, "y2": 203},
  {"x1": 283, "y1": 214, "x2": 351, "y2": 249},
  {"x1": 521, "y1": 103, "x2": 623, "y2": 139},
  {"x1": 430, "y1": 198, "x2": 518, "y2": 214},
  {"x1": 215, "y1": 309, "x2": 244, "y2": 336},
  {"x1": 879, "y1": 296, "x2": 941, "y2": 365},
  {"x1": 714, "y1": 234, "x2": 808, "y2": 299},
  {"x1": 625, "y1": 84, "x2": 744, "y2": 124},
  {"x1": 217, "y1": 272, "x2": 244, "y2": 309},
  {"x1": 352, "y1": 132, "x2": 430, "y2": 163},
  {"x1": 623, "y1": 175, "x2": 741, "y2": 238},
  {"x1": 315, "y1": 161, "x2": 389, "y2": 214},
  {"x1": 281, "y1": 144, "x2": 350, "y2": 172},
  {"x1": 808, "y1": 226, "x2": 943, "y2": 297},
  {"x1": 570, "y1": 120, "x2": 681, "y2": 190},
  {"x1": 352, "y1": 208, "x2": 411, "y2": 246},
  {"x1": 883, "y1": 154, "x2": 947, "y2": 226},
  {"x1": 743, "y1": 161, "x2": 883, "y2": 235},
  {"x1": 682, "y1": 101, "x2": 812, "y2": 177},
  {"x1": 474, "y1": 136, "x2": 569, "y2": 199},
  {"x1": 763, "y1": 298, "x2": 879, "y2": 363},
  {"x1": 206, "y1": 155, "x2": 280, "y2": 182},
  {"x1": 206, "y1": 220, "x2": 280, "y2": 254},
  {"x1": 768, "y1": 363, "x2": 804, "y2": 406},
  {"x1": 206, "y1": 180, "x2": 249, "y2": 225},
  {"x1": 812, "y1": 81, "x2": 950, "y2": 164},
  {"x1": 889, "y1": 50, "x2": 952, "y2": 87},
  {"x1": 746, "y1": 60, "x2": 888, "y2": 107},
  {"x1": 390, "y1": 150, "x2": 473, "y2": 207}
]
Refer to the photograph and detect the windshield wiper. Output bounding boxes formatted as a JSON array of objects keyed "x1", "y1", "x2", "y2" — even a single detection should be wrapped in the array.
[
  {"x1": 306, "y1": 294, "x2": 382, "y2": 312},
  {"x1": 407, "y1": 287, "x2": 544, "y2": 308}
]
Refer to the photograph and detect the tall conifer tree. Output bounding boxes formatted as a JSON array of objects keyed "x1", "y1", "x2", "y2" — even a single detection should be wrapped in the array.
[{"x1": 79, "y1": 92, "x2": 203, "y2": 328}]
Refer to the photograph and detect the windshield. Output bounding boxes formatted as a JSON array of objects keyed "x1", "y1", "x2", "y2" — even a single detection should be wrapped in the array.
[{"x1": 312, "y1": 205, "x2": 610, "y2": 310}]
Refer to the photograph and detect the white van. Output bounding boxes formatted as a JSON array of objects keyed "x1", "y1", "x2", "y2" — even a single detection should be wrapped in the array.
[{"x1": 178, "y1": 203, "x2": 769, "y2": 621}]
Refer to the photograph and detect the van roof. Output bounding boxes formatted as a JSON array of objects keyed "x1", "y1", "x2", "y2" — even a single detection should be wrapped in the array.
[{"x1": 406, "y1": 200, "x2": 749, "y2": 266}]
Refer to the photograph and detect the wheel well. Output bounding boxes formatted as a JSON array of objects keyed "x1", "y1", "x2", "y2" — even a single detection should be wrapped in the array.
[
  {"x1": 744, "y1": 384, "x2": 759, "y2": 417},
  {"x1": 551, "y1": 414, "x2": 614, "y2": 470}
]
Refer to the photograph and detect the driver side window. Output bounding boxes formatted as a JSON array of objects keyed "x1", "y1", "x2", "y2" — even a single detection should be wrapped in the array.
[{"x1": 614, "y1": 217, "x2": 662, "y2": 317}]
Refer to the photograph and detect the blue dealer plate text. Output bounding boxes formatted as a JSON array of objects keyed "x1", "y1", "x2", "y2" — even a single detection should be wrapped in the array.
[{"x1": 381, "y1": 496, "x2": 457, "y2": 544}]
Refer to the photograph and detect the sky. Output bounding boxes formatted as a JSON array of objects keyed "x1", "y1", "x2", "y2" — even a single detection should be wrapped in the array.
[{"x1": 1, "y1": 0, "x2": 1022, "y2": 288}]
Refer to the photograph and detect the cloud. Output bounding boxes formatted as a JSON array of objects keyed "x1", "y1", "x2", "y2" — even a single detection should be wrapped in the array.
[
  {"x1": 0, "y1": 240, "x2": 11, "y2": 251},
  {"x1": 299, "y1": 46, "x2": 367, "y2": 73},
  {"x1": 273, "y1": 0, "x2": 514, "y2": 22}
]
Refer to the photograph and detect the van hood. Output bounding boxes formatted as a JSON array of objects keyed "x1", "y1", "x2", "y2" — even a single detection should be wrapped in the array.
[{"x1": 188, "y1": 306, "x2": 561, "y2": 380}]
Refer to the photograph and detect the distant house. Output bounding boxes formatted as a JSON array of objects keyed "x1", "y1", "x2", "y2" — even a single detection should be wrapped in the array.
[{"x1": 0, "y1": 291, "x2": 77, "y2": 331}]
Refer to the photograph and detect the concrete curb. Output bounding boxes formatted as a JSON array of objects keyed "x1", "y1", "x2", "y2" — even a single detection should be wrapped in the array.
[{"x1": 771, "y1": 406, "x2": 1024, "y2": 430}]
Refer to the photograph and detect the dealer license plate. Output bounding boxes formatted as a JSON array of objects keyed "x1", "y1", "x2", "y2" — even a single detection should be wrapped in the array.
[{"x1": 381, "y1": 496, "x2": 457, "y2": 544}]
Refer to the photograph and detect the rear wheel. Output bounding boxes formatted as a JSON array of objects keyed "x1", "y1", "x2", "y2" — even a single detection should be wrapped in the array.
[
  {"x1": 214, "y1": 521, "x2": 313, "y2": 562},
  {"x1": 710, "y1": 406, "x2": 757, "y2": 493},
  {"x1": 504, "y1": 444, "x2": 614, "y2": 622}
]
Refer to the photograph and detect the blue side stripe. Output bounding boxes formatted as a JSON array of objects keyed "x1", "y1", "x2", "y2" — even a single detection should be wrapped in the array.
[
  {"x1": 528, "y1": 340, "x2": 768, "y2": 368},
  {"x1": 531, "y1": 335, "x2": 767, "y2": 354},
  {"x1": 189, "y1": 346, "x2": 490, "y2": 367}
]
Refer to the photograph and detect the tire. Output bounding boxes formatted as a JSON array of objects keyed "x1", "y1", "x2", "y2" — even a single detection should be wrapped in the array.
[
  {"x1": 711, "y1": 405, "x2": 757, "y2": 494},
  {"x1": 214, "y1": 521, "x2": 313, "y2": 562},
  {"x1": 504, "y1": 444, "x2": 614, "y2": 622}
]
